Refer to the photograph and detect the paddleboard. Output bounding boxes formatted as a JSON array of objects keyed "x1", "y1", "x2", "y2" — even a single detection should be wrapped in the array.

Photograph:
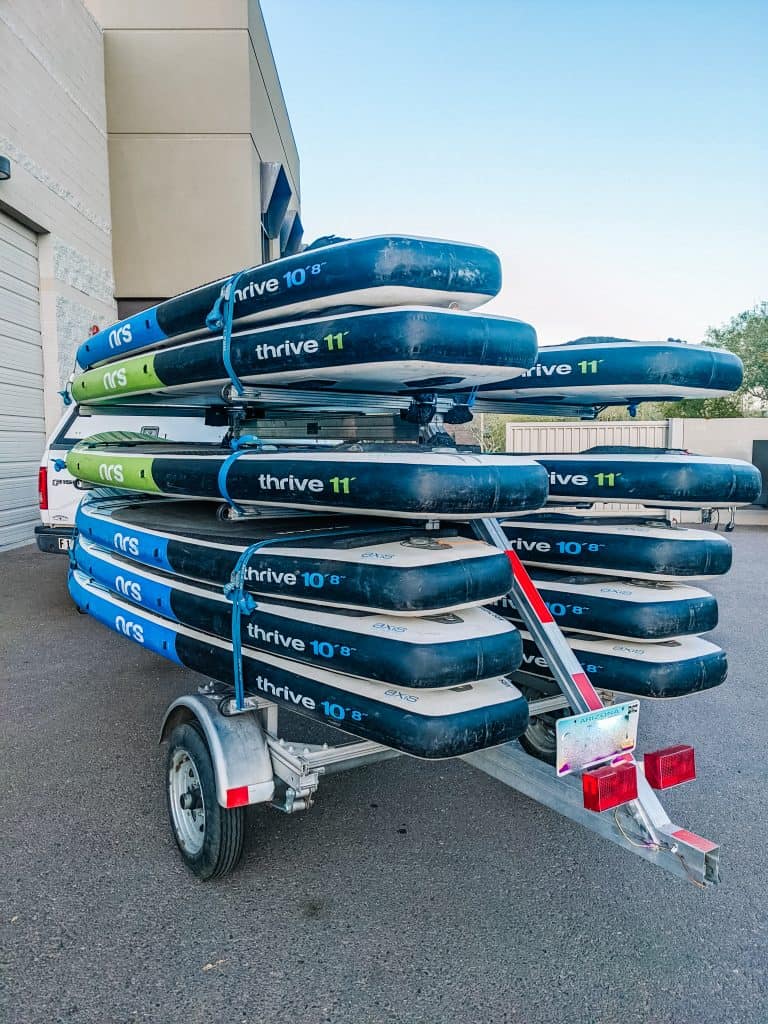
[
  {"x1": 518, "y1": 631, "x2": 727, "y2": 698},
  {"x1": 74, "y1": 536, "x2": 523, "y2": 686},
  {"x1": 477, "y1": 338, "x2": 742, "y2": 406},
  {"x1": 75, "y1": 498, "x2": 515, "y2": 614},
  {"x1": 66, "y1": 435, "x2": 550, "y2": 518},
  {"x1": 77, "y1": 236, "x2": 502, "y2": 369},
  {"x1": 492, "y1": 571, "x2": 717, "y2": 641},
  {"x1": 532, "y1": 449, "x2": 761, "y2": 508},
  {"x1": 70, "y1": 307, "x2": 538, "y2": 404},
  {"x1": 69, "y1": 570, "x2": 529, "y2": 758},
  {"x1": 501, "y1": 513, "x2": 732, "y2": 580}
]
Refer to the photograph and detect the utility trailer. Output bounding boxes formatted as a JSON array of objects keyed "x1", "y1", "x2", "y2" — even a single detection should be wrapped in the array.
[{"x1": 151, "y1": 392, "x2": 720, "y2": 888}]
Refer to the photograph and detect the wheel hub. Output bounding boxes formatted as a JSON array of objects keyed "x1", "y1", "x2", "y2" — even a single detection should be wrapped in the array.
[{"x1": 169, "y1": 748, "x2": 206, "y2": 855}]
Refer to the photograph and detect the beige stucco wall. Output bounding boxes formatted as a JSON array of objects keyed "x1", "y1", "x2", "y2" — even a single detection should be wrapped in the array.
[
  {"x1": 87, "y1": 0, "x2": 300, "y2": 301},
  {"x1": 668, "y1": 417, "x2": 768, "y2": 464},
  {"x1": 0, "y1": 0, "x2": 117, "y2": 430}
]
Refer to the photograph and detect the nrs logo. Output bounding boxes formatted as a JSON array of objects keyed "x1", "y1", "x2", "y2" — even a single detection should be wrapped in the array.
[
  {"x1": 102, "y1": 367, "x2": 127, "y2": 390},
  {"x1": 115, "y1": 575, "x2": 142, "y2": 602},
  {"x1": 108, "y1": 323, "x2": 133, "y2": 349},
  {"x1": 98, "y1": 463, "x2": 124, "y2": 483},
  {"x1": 113, "y1": 531, "x2": 139, "y2": 556},
  {"x1": 114, "y1": 615, "x2": 144, "y2": 643}
]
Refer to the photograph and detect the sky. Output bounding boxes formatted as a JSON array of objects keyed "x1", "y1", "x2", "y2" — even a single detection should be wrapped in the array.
[{"x1": 261, "y1": 0, "x2": 767, "y2": 348}]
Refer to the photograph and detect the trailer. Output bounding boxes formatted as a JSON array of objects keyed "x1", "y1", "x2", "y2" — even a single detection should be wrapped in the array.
[{"x1": 151, "y1": 396, "x2": 720, "y2": 886}]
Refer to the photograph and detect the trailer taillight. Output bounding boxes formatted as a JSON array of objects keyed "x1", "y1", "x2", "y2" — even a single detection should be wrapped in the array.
[
  {"x1": 644, "y1": 745, "x2": 696, "y2": 790},
  {"x1": 582, "y1": 762, "x2": 638, "y2": 812},
  {"x1": 38, "y1": 466, "x2": 48, "y2": 510}
]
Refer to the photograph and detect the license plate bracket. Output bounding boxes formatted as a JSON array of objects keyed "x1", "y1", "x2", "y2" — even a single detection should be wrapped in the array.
[{"x1": 556, "y1": 701, "x2": 639, "y2": 777}]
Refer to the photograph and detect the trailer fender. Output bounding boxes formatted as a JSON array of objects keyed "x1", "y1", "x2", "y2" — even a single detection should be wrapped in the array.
[{"x1": 160, "y1": 696, "x2": 275, "y2": 809}]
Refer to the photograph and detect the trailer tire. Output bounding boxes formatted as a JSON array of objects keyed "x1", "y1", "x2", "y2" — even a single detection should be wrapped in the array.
[
  {"x1": 165, "y1": 723, "x2": 244, "y2": 880},
  {"x1": 518, "y1": 697, "x2": 568, "y2": 766}
]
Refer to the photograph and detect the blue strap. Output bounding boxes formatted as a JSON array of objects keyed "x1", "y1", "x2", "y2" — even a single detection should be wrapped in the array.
[
  {"x1": 223, "y1": 532, "x2": 308, "y2": 711},
  {"x1": 216, "y1": 436, "x2": 262, "y2": 516},
  {"x1": 52, "y1": 458, "x2": 67, "y2": 472},
  {"x1": 206, "y1": 269, "x2": 249, "y2": 396}
]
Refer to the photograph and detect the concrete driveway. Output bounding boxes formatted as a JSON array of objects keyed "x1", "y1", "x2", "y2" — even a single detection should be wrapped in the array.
[{"x1": 1, "y1": 532, "x2": 766, "y2": 1024}]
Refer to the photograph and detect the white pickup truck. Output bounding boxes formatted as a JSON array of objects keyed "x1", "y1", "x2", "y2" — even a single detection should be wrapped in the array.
[{"x1": 35, "y1": 404, "x2": 225, "y2": 553}]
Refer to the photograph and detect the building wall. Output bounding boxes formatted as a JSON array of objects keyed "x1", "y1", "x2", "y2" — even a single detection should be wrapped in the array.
[
  {"x1": 0, "y1": 0, "x2": 117, "y2": 431},
  {"x1": 85, "y1": 0, "x2": 300, "y2": 303}
]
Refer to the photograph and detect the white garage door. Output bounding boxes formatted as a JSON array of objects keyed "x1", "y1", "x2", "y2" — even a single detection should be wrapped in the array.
[{"x1": 0, "y1": 209, "x2": 44, "y2": 550}]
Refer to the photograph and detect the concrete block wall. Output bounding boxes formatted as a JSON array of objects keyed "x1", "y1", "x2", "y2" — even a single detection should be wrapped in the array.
[{"x1": 0, "y1": 0, "x2": 117, "y2": 430}]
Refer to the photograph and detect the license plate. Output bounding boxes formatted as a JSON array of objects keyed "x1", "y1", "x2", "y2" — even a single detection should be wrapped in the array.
[
  {"x1": 556, "y1": 701, "x2": 639, "y2": 777},
  {"x1": 58, "y1": 536, "x2": 74, "y2": 551}
]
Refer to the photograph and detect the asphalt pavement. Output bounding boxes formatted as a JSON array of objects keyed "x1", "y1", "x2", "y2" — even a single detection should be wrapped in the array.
[{"x1": 1, "y1": 530, "x2": 766, "y2": 1024}]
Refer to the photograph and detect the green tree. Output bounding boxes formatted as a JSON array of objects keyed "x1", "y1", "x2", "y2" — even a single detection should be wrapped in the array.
[{"x1": 705, "y1": 301, "x2": 768, "y2": 404}]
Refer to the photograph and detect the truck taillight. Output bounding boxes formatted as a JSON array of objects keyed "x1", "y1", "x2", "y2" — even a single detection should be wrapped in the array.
[
  {"x1": 38, "y1": 466, "x2": 48, "y2": 510},
  {"x1": 582, "y1": 762, "x2": 638, "y2": 812}
]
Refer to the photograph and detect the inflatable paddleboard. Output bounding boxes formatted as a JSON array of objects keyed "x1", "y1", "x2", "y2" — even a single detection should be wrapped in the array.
[
  {"x1": 477, "y1": 338, "x2": 742, "y2": 406},
  {"x1": 76, "y1": 499, "x2": 515, "y2": 614},
  {"x1": 71, "y1": 307, "x2": 538, "y2": 404},
  {"x1": 74, "y1": 536, "x2": 523, "y2": 687},
  {"x1": 77, "y1": 236, "x2": 502, "y2": 369},
  {"x1": 518, "y1": 632, "x2": 727, "y2": 698},
  {"x1": 492, "y1": 571, "x2": 717, "y2": 641},
  {"x1": 69, "y1": 570, "x2": 529, "y2": 758},
  {"x1": 532, "y1": 449, "x2": 761, "y2": 508},
  {"x1": 502, "y1": 513, "x2": 732, "y2": 580},
  {"x1": 66, "y1": 435, "x2": 550, "y2": 518}
]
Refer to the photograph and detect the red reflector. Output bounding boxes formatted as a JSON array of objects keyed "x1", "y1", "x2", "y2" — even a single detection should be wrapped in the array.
[
  {"x1": 225, "y1": 785, "x2": 249, "y2": 808},
  {"x1": 38, "y1": 466, "x2": 48, "y2": 510},
  {"x1": 582, "y1": 762, "x2": 638, "y2": 812},
  {"x1": 644, "y1": 745, "x2": 696, "y2": 790}
]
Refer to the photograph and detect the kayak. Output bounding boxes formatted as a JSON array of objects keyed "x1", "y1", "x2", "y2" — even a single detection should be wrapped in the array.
[
  {"x1": 70, "y1": 307, "x2": 538, "y2": 403},
  {"x1": 75, "y1": 498, "x2": 516, "y2": 614},
  {"x1": 77, "y1": 235, "x2": 503, "y2": 369},
  {"x1": 66, "y1": 434, "x2": 550, "y2": 518},
  {"x1": 74, "y1": 535, "x2": 523, "y2": 686},
  {"x1": 68, "y1": 569, "x2": 530, "y2": 759}
]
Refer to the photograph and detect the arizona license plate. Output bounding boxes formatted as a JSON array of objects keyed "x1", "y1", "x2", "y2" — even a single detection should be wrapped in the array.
[{"x1": 556, "y1": 701, "x2": 639, "y2": 777}]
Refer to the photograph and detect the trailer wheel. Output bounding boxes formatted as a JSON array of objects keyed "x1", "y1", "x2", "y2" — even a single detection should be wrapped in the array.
[
  {"x1": 518, "y1": 704, "x2": 568, "y2": 766},
  {"x1": 165, "y1": 723, "x2": 244, "y2": 880}
]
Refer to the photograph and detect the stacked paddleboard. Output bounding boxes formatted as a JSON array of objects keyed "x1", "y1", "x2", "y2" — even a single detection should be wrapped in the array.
[
  {"x1": 66, "y1": 236, "x2": 553, "y2": 757},
  {"x1": 476, "y1": 336, "x2": 744, "y2": 412},
  {"x1": 64, "y1": 232, "x2": 755, "y2": 755},
  {"x1": 491, "y1": 440, "x2": 758, "y2": 701}
]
